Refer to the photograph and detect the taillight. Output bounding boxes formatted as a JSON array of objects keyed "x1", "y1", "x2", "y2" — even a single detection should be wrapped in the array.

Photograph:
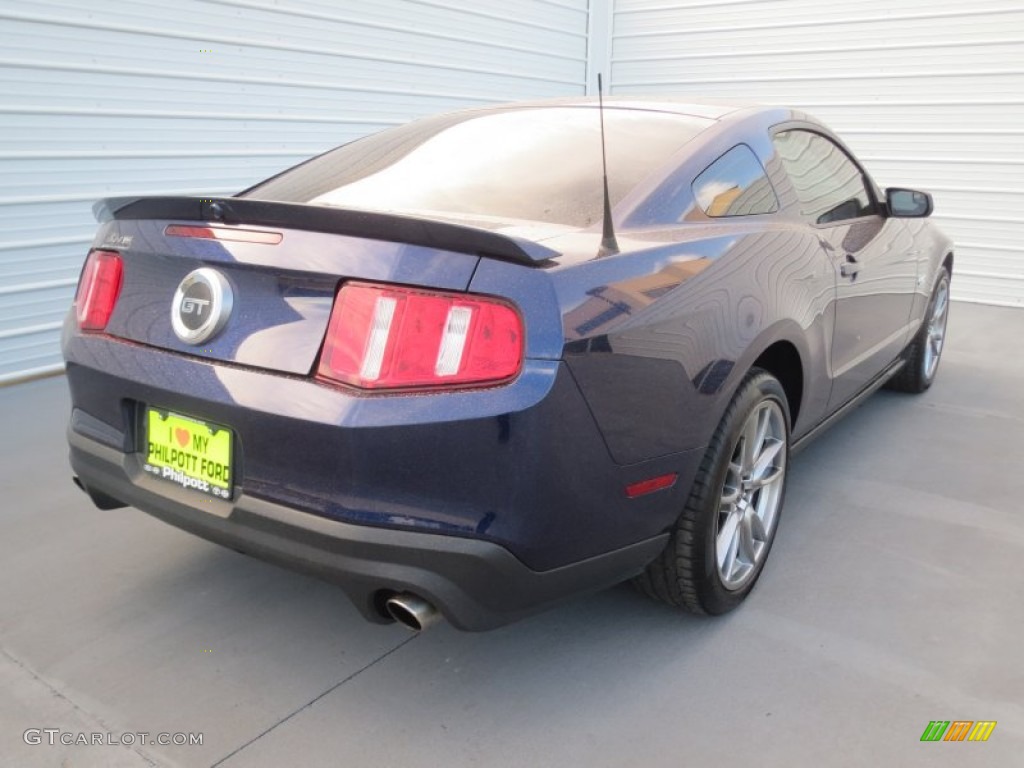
[
  {"x1": 317, "y1": 282, "x2": 523, "y2": 391},
  {"x1": 75, "y1": 249, "x2": 123, "y2": 331}
]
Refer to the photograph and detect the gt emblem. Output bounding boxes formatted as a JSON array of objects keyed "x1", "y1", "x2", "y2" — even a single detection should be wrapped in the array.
[
  {"x1": 171, "y1": 268, "x2": 233, "y2": 344},
  {"x1": 180, "y1": 296, "x2": 209, "y2": 315},
  {"x1": 180, "y1": 297, "x2": 211, "y2": 316}
]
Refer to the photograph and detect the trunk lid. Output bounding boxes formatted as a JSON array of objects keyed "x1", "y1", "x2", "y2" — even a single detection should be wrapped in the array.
[{"x1": 94, "y1": 197, "x2": 557, "y2": 375}]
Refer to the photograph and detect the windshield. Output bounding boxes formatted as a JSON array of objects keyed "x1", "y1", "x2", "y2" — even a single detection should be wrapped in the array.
[{"x1": 243, "y1": 107, "x2": 711, "y2": 228}]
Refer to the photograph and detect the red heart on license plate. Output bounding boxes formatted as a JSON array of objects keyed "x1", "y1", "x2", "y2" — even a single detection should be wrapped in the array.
[{"x1": 175, "y1": 427, "x2": 190, "y2": 447}]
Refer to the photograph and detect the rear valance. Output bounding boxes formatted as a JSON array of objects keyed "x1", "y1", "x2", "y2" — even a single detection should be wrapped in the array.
[{"x1": 93, "y1": 196, "x2": 559, "y2": 266}]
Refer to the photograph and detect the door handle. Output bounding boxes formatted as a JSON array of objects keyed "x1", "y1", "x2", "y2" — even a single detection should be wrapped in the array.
[{"x1": 840, "y1": 254, "x2": 860, "y2": 278}]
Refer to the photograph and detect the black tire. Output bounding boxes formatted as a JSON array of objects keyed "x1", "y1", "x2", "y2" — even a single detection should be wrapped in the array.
[
  {"x1": 887, "y1": 268, "x2": 951, "y2": 394},
  {"x1": 635, "y1": 368, "x2": 790, "y2": 615}
]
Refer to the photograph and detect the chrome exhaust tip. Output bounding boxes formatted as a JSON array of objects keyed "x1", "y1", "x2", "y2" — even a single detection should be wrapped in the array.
[{"x1": 384, "y1": 593, "x2": 441, "y2": 632}]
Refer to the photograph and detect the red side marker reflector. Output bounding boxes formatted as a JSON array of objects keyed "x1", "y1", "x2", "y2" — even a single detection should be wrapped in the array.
[
  {"x1": 625, "y1": 473, "x2": 678, "y2": 499},
  {"x1": 165, "y1": 225, "x2": 282, "y2": 244}
]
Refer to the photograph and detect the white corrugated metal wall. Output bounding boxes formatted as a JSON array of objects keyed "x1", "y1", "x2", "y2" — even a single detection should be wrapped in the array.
[
  {"x1": 608, "y1": 0, "x2": 1024, "y2": 307},
  {"x1": 0, "y1": 0, "x2": 590, "y2": 383},
  {"x1": 3, "y1": 0, "x2": 1021, "y2": 384}
]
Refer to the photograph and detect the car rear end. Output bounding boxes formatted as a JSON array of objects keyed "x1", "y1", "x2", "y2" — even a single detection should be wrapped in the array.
[{"x1": 63, "y1": 198, "x2": 679, "y2": 630}]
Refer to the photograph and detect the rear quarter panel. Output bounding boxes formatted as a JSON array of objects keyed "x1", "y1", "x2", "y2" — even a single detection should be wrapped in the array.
[{"x1": 545, "y1": 223, "x2": 834, "y2": 465}]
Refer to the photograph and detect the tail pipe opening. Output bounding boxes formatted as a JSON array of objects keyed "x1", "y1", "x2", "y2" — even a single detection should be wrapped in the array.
[{"x1": 384, "y1": 593, "x2": 441, "y2": 632}]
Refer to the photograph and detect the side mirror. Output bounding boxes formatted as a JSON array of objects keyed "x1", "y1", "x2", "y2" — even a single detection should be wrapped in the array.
[{"x1": 886, "y1": 188, "x2": 933, "y2": 218}]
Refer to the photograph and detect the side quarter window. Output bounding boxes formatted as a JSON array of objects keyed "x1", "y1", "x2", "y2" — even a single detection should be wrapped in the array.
[
  {"x1": 692, "y1": 144, "x2": 779, "y2": 218},
  {"x1": 773, "y1": 130, "x2": 875, "y2": 225}
]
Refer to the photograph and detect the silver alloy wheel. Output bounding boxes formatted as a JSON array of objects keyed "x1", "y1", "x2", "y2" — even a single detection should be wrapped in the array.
[
  {"x1": 716, "y1": 400, "x2": 787, "y2": 591},
  {"x1": 923, "y1": 276, "x2": 950, "y2": 381}
]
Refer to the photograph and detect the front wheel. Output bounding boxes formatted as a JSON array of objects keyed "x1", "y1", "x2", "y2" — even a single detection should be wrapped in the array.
[{"x1": 635, "y1": 369, "x2": 790, "y2": 615}]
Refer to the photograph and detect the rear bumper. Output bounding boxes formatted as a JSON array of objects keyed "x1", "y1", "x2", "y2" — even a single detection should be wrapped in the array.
[
  {"x1": 69, "y1": 429, "x2": 668, "y2": 631},
  {"x1": 62, "y1": 327, "x2": 700, "y2": 571}
]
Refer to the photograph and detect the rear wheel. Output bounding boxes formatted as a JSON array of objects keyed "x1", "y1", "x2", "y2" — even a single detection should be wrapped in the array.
[
  {"x1": 887, "y1": 268, "x2": 950, "y2": 394},
  {"x1": 635, "y1": 369, "x2": 790, "y2": 615}
]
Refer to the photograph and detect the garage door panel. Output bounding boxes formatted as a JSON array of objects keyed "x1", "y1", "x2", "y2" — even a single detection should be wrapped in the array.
[
  {"x1": 614, "y1": 0, "x2": 1013, "y2": 25},
  {"x1": 864, "y1": 160, "x2": 1024, "y2": 193},
  {"x1": 955, "y1": 246, "x2": 1024, "y2": 280},
  {"x1": 0, "y1": 242, "x2": 93, "y2": 285},
  {"x1": 0, "y1": 328, "x2": 65, "y2": 383},
  {"x1": 935, "y1": 218, "x2": 1023, "y2": 252},
  {"x1": 807, "y1": 104, "x2": 1024, "y2": 133},
  {"x1": 0, "y1": 65, "x2": 505, "y2": 117},
  {"x1": 0, "y1": 286, "x2": 75, "y2": 335},
  {"x1": 0, "y1": 114, "x2": 403, "y2": 154},
  {"x1": 612, "y1": 7, "x2": 1024, "y2": 52},
  {"x1": 613, "y1": 74, "x2": 1024, "y2": 101},
  {"x1": 613, "y1": 43, "x2": 1024, "y2": 82},
  {"x1": 0, "y1": 155, "x2": 300, "y2": 199},
  {"x1": 954, "y1": 274, "x2": 1024, "y2": 306},
  {"x1": 1, "y1": 26, "x2": 581, "y2": 98},
  {"x1": 839, "y1": 132, "x2": 1024, "y2": 164},
  {"x1": 8, "y1": 3, "x2": 587, "y2": 82},
  {"x1": 615, "y1": 27, "x2": 1024, "y2": 59},
  {"x1": 0, "y1": 202, "x2": 96, "y2": 243},
  {"x1": 290, "y1": 0, "x2": 588, "y2": 50},
  {"x1": 924, "y1": 190, "x2": 1024, "y2": 222}
]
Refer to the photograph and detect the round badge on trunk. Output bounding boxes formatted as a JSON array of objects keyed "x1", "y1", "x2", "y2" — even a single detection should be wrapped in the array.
[{"x1": 171, "y1": 268, "x2": 233, "y2": 344}]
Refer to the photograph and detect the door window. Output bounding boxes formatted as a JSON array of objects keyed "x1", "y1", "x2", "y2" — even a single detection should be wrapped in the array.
[{"x1": 773, "y1": 130, "x2": 875, "y2": 225}]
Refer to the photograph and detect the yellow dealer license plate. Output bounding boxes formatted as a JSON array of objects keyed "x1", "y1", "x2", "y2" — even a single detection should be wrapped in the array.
[{"x1": 144, "y1": 409, "x2": 233, "y2": 499}]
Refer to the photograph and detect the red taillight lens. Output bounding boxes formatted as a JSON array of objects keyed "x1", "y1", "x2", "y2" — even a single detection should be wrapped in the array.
[
  {"x1": 75, "y1": 249, "x2": 124, "y2": 331},
  {"x1": 317, "y1": 282, "x2": 523, "y2": 390}
]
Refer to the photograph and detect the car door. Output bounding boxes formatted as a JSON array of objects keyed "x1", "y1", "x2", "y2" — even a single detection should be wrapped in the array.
[{"x1": 772, "y1": 129, "x2": 918, "y2": 411}]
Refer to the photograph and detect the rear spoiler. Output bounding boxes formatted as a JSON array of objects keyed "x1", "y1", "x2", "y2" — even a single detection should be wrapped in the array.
[{"x1": 93, "y1": 196, "x2": 559, "y2": 266}]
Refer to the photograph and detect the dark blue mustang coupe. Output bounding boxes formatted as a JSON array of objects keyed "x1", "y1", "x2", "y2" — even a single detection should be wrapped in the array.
[{"x1": 64, "y1": 99, "x2": 952, "y2": 631}]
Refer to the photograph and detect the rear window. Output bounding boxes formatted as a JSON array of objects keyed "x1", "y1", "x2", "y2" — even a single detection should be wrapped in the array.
[{"x1": 243, "y1": 107, "x2": 711, "y2": 228}]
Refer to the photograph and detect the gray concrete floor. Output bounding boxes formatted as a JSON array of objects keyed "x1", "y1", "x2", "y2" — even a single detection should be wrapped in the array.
[{"x1": 1, "y1": 301, "x2": 1022, "y2": 768}]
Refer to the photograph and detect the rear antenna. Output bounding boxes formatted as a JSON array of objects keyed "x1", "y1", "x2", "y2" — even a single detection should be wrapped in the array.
[{"x1": 596, "y1": 73, "x2": 619, "y2": 257}]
